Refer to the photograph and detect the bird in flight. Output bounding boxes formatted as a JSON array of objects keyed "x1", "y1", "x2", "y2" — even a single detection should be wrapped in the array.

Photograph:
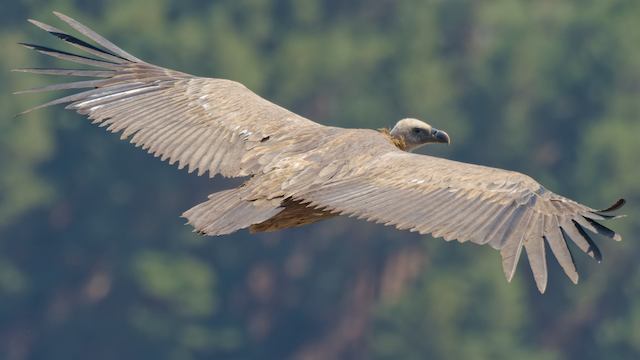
[{"x1": 14, "y1": 12, "x2": 625, "y2": 293}]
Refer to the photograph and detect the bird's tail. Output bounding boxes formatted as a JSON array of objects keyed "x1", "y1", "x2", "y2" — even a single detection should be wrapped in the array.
[{"x1": 182, "y1": 188, "x2": 284, "y2": 236}]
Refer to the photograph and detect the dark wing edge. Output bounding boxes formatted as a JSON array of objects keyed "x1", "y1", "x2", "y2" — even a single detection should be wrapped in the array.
[
  {"x1": 597, "y1": 198, "x2": 626, "y2": 213},
  {"x1": 13, "y1": 12, "x2": 322, "y2": 180},
  {"x1": 281, "y1": 151, "x2": 626, "y2": 293}
]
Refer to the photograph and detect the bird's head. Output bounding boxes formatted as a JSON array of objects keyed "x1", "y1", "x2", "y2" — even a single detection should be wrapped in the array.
[{"x1": 389, "y1": 118, "x2": 450, "y2": 152}]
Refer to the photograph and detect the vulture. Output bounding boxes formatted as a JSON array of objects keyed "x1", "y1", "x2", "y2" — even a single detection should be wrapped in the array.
[{"x1": 14, "y1": 12, "x2": 625, "y2": 293}]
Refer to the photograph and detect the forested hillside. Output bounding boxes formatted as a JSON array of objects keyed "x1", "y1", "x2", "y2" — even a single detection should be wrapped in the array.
[{"x1": 1, "y1": 1, "x2": 638, "y2": 359}]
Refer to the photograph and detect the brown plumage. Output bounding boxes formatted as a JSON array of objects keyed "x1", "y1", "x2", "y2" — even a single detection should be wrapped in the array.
[{"x1": 14, "y1": 13, "x2": 626, "y2": 293}]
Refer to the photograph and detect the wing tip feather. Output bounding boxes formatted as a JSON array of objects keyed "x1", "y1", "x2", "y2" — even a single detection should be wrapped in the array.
[
  {"x1": 537, "y1": 280, "x2": 548, "y2": 294},
  {"x1": 576, "y1": 221, "x2": 603, "y2": 263},
  {"x1": 51, "y1": 11, "x2": 142, "y2": 63},
  {"x1": 598, "y1": 198, "x2": 626, "y2": 213},
  {"x1": 570, "y1": 273, "x2": 579, "y2": 285}
]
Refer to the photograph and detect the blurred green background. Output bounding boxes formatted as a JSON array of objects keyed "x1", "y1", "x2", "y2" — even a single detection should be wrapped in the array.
[{"x1": 1, "y1": 0, "x2": 639, "y2": 359}]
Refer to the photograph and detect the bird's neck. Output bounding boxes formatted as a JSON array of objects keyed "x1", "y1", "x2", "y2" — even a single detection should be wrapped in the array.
[{"x1": 378, "y1": 128, "x2": 406, "y2": 151}]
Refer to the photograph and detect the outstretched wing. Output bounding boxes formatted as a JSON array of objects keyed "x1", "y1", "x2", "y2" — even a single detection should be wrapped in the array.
[
  {"x1": 14, "y1": 12, "x2": 322, "y2": 178},
  {"x1": 282, "y1": 148, "x2": 625, "y2": 293}
]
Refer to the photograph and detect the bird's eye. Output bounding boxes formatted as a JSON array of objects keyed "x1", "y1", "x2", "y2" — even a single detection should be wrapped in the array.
[{"x1": 413, "y1": 128, "x2": 421, "y2": 134}]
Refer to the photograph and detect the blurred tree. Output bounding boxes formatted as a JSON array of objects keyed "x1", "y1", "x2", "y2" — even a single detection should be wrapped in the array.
[{"x1": 0, "y1": 0, "x2": 638, "y2": 360}]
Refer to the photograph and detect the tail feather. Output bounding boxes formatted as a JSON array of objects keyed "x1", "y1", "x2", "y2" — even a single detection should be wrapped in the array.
[{"x1": 182, "y1": 188, "x2": 283, "y2": 236}]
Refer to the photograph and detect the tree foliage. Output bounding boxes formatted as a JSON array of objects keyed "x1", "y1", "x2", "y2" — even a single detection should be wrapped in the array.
[{"x1": 1, "y1": 0, "x2": 638, "y2": 359}]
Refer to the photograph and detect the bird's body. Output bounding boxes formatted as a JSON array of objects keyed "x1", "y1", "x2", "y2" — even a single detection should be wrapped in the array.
[{"x1": 14, "y1": 12, "x2": 625, "y2": 293}]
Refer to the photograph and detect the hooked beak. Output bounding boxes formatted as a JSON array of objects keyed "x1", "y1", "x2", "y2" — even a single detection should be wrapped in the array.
[{"x1": 431, "y1": 128, "x2": 450, "y2": 145}]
